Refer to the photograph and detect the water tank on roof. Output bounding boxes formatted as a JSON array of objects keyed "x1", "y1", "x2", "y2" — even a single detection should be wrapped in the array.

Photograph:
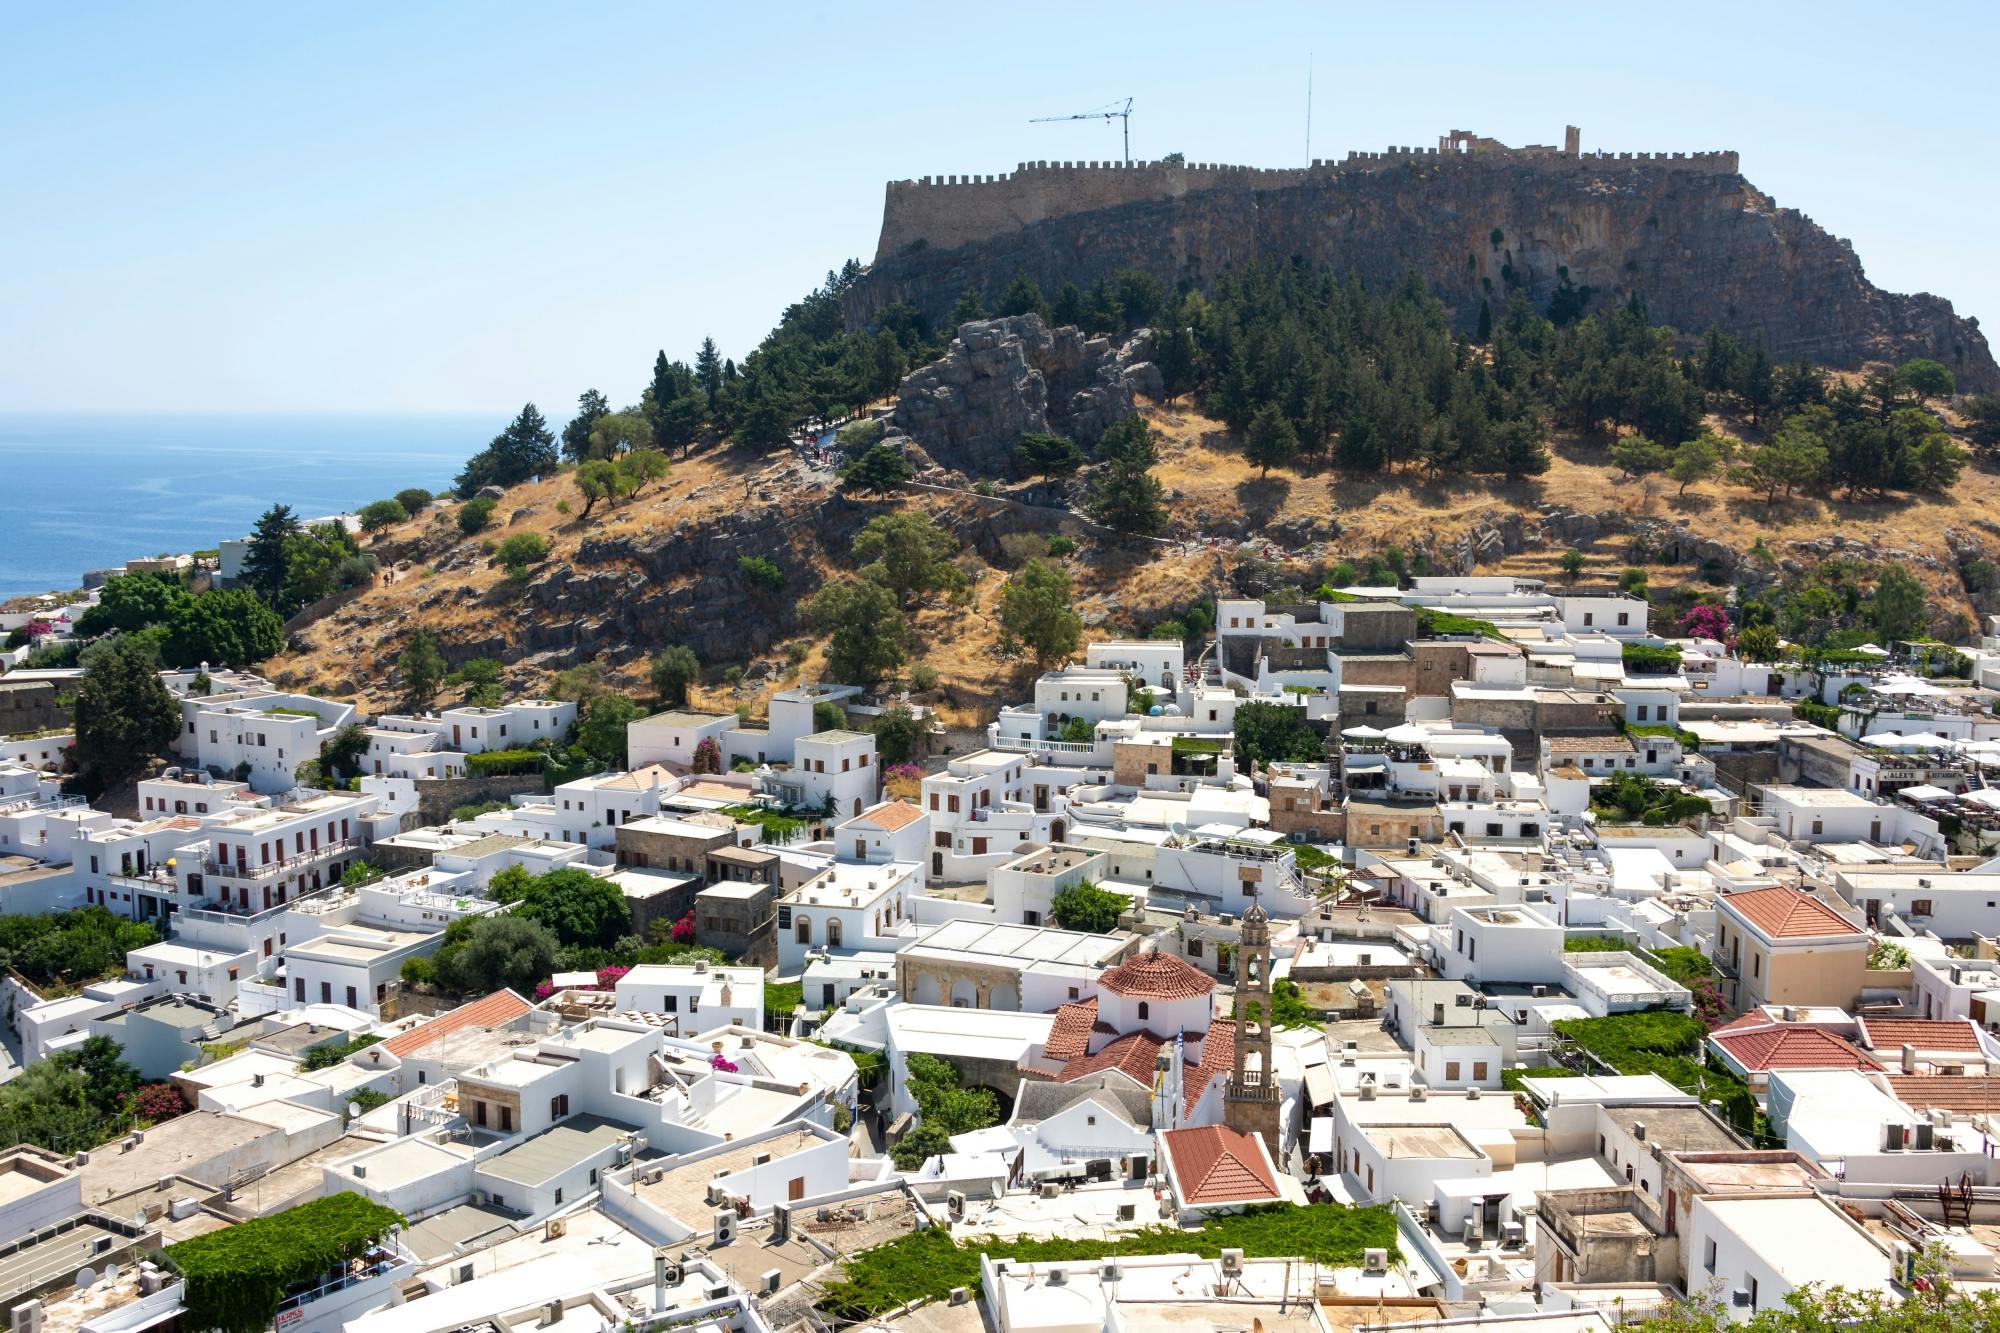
[
  {"x1": 1148, "y1": 705, "x2": 1164, "y2": 716},
  {"x1": 1163, "y1": 704, "x2": 1182, "y2": 716}
]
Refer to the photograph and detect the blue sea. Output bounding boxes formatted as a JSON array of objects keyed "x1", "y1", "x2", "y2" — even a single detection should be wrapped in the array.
[{"x1": 0, "y1": 413, "x2": 498, "y2": 600}]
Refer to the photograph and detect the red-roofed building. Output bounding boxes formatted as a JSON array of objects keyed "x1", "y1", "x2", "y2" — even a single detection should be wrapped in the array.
[
  {"x1": 377, "y1": 989, "x2": 533, "y2": 1089},
  {"x1": 1707, "y1": 1021, "x2": 1882, "y2": 1087},
  {"x1": 1881, "y1": 1074, "x2": 2000, "y2": 1116},
  {"x1": 1856, "y1": 1018, "x2": 1987, "y2": 1065},
  {"x1": 1097, "y1": 951, "x2": 1216, "y2": 1039},
  {"x1": 1160, "y1": 1125, "x2": 1284, "y2": 1213},
  {"x1": 1057, "y1": 1031, "x2": 1164, "y2": 1087},
  {"x1": 1715, "y1": 888, "x2": 1869, "y2": 1013}
]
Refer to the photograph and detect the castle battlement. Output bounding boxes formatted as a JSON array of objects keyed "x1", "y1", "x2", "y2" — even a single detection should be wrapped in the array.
[{"x1": 874, "y1": 129, "x2": 1740, "y2": 259}]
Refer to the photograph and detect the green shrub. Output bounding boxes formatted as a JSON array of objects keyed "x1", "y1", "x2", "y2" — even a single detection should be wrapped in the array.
[
  {"x1": 299, "y1": 1033, "x2": 382, "y2": 1070},
  {"x1": 395, "y1": 488, "x2": 435, "y2": 515},
  {"x1": 166, "y1": 1194, "x2": 405, "y2": 1333},
  {"x1": 739, "y1": 555, "x2": 785, "y2": 592},
  {"x1": 466, "y1": 748, "x2": 546, "y2": 777},
  {"x1": 1621, "y1": 642, "x2": 1683, "y2": 674},
  {"x1": 1047, "y1": 534, "x2": 1077, "y2": 557},
  {"x1": 836, "y1": 418, "x2": 886, "y2": 450},
  {"x1": 494, "y1": 531, "x2": 548, "y2": 576},
  {"x1": 457, "y1": 497, "x2": 496, "y2": 535}
]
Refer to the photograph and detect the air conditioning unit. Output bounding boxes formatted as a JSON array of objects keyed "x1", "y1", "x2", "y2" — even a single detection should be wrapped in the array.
[
  {"x1": 1220, "y1": 1248, "x2": 1244, "y2": 1277},
  {"x1": 1046, "y1": 1267, "x2": 1067, "y2": 1287},
  {"x1": 1359, "y1": 1080, "x2": 1377, "y2": 1102},
  {"x1": 707, "y1": 1286, "x2": 729, "y2": 1302},
  {"x1": 705, "y1": 1183, "x2": 727, "y2": 1206},
  {"x1": 1531, "y1": 984, "x2": 1546, "y2": 998},
  {"x1": 760, "y1": 1269, "x2": 782, "y2": 1296},
  {"x1": 713, "y1": 1210, "x2": 737, "y2": 1245},
  {"x1": 11, "y1": 1301, "x2": 44, "y2": 1333},
  {"x1": 1633, "y1": 1121, "x2": 1647, "y2": 1142},
  {"x1": 1410, "y1": 1086, "x2": 1427, "y2": 1102},
  {"x1": 643, "y1": 1166, "x2": 666, "y2": 1184},
  {"x1": 1363, "y1": 1248, "x2": 1389, "y2": 1273},
  {"x1": 1467, "y1": 1086, "x2": 1481, "y2": 1100},
  {"x1": 1039, "y1": 1182, "x2": 1062, "y2": 1200},
  {"x1": 948, "y1": 1288, "x2": 970, "y2": 1306},
  {"x1": 947, "y1": 1191, "x2": 966, "y2": 1219},
  {"x1": 1503, "y1": 1221, "x2": 1526, "y2": 1248},
  {"x1": 1117, "y1": 1203, "x2": 1136, "y2": 1222},
  {"x1": 770, "y1": 1204, "x2": 791, "y2": 1244},
  {"x1": 1731, "y1": 1289, "x2": 1752, "y2": 1308},
  {"x1": 544, "y1": 1217, "x2": 567, "y2": 1240}
]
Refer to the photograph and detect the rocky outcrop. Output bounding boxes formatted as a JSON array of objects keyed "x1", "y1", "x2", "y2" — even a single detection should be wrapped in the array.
[
  {"x1": 847, "y1": 158, "x2": 1996, "y2": 391},
  {"x1": 890, "y1": 315, "x2": 1147, "y2": 473}
]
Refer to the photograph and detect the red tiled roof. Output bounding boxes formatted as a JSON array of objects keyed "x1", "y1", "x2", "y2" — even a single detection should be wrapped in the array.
[
  {"x1": 1058, "y1": 1031, "x2": 1162, "y2": 1086},
  {"x1": 1719, "y1": 887, "x2": 1863, "y2": 940},
  {"x1": 1163, "y1": 1125, "x2": 1279, "y2": 1205},
  {"x1": 1709, "y1": 1024, "x2": 1880, "y2": 1074},
  {"x1": 381, "y1": 989, "x2": 532, "y2": 1057},
  {"x1": 1184, "y1": 1023, "x2": 1233, "y2": 1117},
  {"x1": 1857, "y1": 1018, "x2": 1985, "y2": 1053},
  {"x1": 1041, "y1": 997, "x2": 1098, "y2": 1063},
  {"x1": 855, "y1": 800, "x2": 924, "y2": 832},
  {"x1": 1099, "y1": 952, "x2": 1215, "y2": 1001},
  {"x1": 1883, "y1": 1075, "x2": 2000, "y2": 1114}
]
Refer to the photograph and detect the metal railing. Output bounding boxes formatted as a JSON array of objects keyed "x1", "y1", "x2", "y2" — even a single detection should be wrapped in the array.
[{"x1": 203, "y1": 837, "x2": 356, "y2": 881}]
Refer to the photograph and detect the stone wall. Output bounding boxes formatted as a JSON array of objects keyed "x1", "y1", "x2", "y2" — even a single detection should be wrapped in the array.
[
  {"x1": 411, "y1": 773, "x2": 547, "y2": 825},
  {"x1": 877, "y1": 142, "x2": 1741, "y2": 261},
  {"x1": 854, "y1": 149, "x2": 1995, "y2": 391}
]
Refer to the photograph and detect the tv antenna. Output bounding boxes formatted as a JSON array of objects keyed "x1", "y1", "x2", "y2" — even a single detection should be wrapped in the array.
[{"x1": 1031, "y1": 97, "x2": 1134, "y2": 165}]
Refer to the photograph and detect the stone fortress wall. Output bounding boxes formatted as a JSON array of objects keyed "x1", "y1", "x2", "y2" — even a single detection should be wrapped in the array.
[{"x1": 876, "y1": 127, "x2": 1741, "y2": 259}]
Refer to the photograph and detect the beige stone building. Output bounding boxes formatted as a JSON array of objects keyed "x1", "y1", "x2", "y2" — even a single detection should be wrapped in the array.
[{"x1": 1714, "y1": 886, "x2": 1869, "y2": 1013}]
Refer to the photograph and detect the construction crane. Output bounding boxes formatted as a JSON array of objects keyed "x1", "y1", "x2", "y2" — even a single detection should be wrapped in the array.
[{"x1": 1030, "y1": 97, "x2": 1134, "y2": 165}]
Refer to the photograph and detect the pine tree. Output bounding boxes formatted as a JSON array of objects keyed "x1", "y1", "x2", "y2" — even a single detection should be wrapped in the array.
[
  {"x1": 1244, "y1": 403, "x2": 1301, "y2": 477},
  {"x1": 695, "y1": 338, "x2": 723, "y2": 407},
  {"x1": 398, "y1": 629, "x2": 447, "y2": 709},
  {"x1": 948, "y1": 286, "x2": 986, "y2": 329},
  {"x1": 999, "y1": 273, "x2": 1051, "y2": 323},
  {"x1": 240, "y1": 503, "x2": 299, "y2": 604},
  {"x1": 455, "y1": 404, "x2": 556, "y2": 496},
  {"x1": 72, "y1": 636, "x2": 178, "y2": 795},
  {"x1": 560, "y1": 389, "x2": 609, "y2": 463}
]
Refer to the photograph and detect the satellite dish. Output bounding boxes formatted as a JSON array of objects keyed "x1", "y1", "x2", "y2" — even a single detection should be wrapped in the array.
[
  {"x1": 346, "y1": 1102, "x2": 363, "y2": 1119},
  {"x1": 75, "y1": 1267, "x2": 97, "y2": 1288},
  {"x1": 1168, "y1": 821, "x2": 1192, "y2": 841}
]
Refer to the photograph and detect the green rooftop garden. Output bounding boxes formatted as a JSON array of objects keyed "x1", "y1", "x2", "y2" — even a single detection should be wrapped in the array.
[
  {"x1": 816, "y1": 1203, "x2": 1395, "y2": 1320},
  {"x1": 165, "y1": 1193, "x2": 405, "y2": 1333}
]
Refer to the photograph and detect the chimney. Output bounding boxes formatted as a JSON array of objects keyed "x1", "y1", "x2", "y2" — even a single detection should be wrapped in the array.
[{"x1": 1901, "y1": 1044, "x2": 1918, "y2": 1074}]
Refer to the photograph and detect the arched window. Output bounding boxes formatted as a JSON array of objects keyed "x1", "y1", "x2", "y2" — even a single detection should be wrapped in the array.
[
  {"x1": 1138, "y1": 1001, "x2": 1150, "y2": 1022},
  {"x1": 796, "y1": 916, "x2": 812, "y2": 944}
]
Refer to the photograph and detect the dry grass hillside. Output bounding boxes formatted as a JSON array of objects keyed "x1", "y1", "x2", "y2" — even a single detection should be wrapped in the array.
[{"x1": 268, "y1": 399, "x2": 2000, "y2": 723}]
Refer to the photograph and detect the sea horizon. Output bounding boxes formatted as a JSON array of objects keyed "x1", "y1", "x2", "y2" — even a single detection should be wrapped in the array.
[{"x1": 0, "y1": 410, "x2": 505, "y2": 602}]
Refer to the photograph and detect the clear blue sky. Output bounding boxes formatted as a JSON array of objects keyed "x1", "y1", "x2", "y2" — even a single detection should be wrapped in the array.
[{"x1": 3, "y1": 2, "x2": 1994, "y2": 415}]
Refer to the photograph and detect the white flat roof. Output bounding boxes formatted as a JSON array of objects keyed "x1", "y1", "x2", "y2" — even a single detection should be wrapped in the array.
[
  {"x1": 1699, "y1": 1193, "x2": 1895, "y2": 1294},
  {"x1": 887, "y1": 1004, "x2": 1055, "y2": 1061}
]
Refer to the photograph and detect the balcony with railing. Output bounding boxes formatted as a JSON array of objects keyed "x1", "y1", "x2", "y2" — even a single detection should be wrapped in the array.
[{"x1": 203, "y1": 837, "x2": 356, "y2": 881}]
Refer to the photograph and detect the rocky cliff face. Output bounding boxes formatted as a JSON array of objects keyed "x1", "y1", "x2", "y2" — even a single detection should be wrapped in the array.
[
  {"x1": 846, "y1": 159, "x2": 1996, "y2": 390},
  {"x1": 890, "y1": 315, "x2": 1155, "y2": 472}
]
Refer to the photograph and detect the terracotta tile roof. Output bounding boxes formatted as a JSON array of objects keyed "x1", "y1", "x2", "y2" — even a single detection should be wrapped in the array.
[
  {"x1": 855, "y1": 800, "x2": 924, "y2": 832},
  {"x1": 1058, "y1": 1031, "x2": 1162, "y2": 1087},
  {"x1": 1041, "y1": 997, "x2": 1098, "y2": 1063},
  {"x1": 1882, "y1": 1075, "x2": 2000, "y2": 1114},
  {"x1": 381, "y1": 989, "x2": 532, "y2": 1057},
  {"x1": 1709, "y1": 1023, "x2": 1880, "y2": 1074},
  {"x1": 1857, "y1": 1018, "x2": 1985, "y2": 1053},
  {"x1": 1184, "y1": 1023, "x2": 1232, "y2": 1117},
  {"x1": 1162, "y1": 1125, "x2": 1279, "y2": 1205},
  {"x1": 1099, "y1": 952, "x2": 1215, "y2": 1001},
  {"x1": 1718, "y1": 886, "x2": 1863, "y2": 940}
]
